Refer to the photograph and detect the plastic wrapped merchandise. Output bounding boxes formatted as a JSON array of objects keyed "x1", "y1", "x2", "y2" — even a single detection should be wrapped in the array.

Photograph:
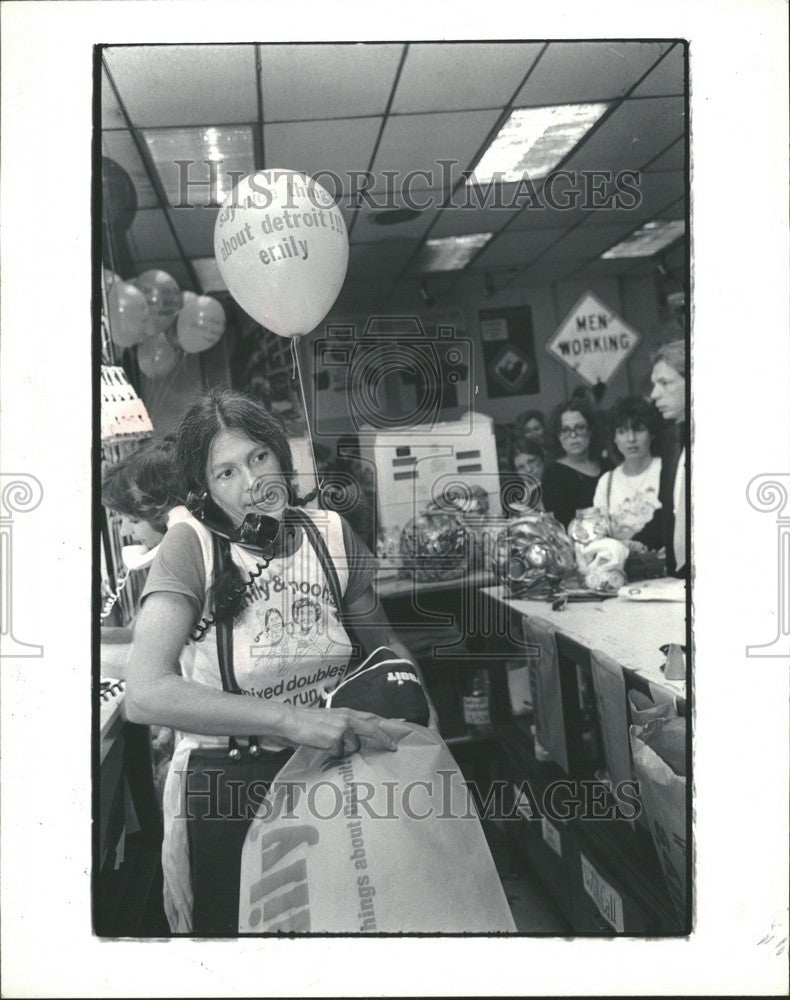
[
  {"x1": 399, "y1": 508, "x2": 468, "y2": 582},
  {"x1": 490, "y1": 510, "x2": 576, "y2": 597}
]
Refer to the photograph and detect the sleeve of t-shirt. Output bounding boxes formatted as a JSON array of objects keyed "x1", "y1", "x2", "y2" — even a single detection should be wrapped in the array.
[
  {"x1": 340, "y1": 516, "x2": 378, "y2": 604},
  {"x1": 140, "y1": 521, "x2": 207, "y2": 617}
]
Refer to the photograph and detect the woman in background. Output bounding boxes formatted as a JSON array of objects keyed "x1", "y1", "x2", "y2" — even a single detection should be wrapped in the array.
[
  {"x1": 650, "y1": 340, "x2": 687, "y2": 577},
  {"x1": 100, "y1": 436, "x2": 190, "y2": 659},
  {"x1": 593, "y1": 396, "x2": 663, "y2": 550},
  {"x1": 541, "y1": 397, "x2": 602, "y2": 528},
  {"x1": 512, "y1": 408, "x2": 547, "y2": 449},
  {"x1": 502, "y1": 436, "x2": 546, "y2": 516}
]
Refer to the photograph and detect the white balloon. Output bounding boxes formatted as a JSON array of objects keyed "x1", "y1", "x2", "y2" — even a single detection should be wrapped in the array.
[{"x1": 213, "y1": 170, "x2": 348, "y2": 338}]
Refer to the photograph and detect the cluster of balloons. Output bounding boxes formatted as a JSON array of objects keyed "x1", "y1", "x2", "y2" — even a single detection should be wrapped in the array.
[
  {"x1": 106, "y1": 168, "x2": 350, "y2": 380},
  {"x1": 104, "y1": 268, "x2": 227, "y2": 378}
]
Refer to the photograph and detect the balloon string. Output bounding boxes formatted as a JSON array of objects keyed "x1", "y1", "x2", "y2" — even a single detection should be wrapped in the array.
[{"x1": 293, "y1": 336, "x2": 320, "y2": 504}]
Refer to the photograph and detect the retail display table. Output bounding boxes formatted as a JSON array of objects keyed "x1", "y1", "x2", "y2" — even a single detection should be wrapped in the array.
[{"x1": 481, "y1": 584, "x2": 687, "y2": 698}]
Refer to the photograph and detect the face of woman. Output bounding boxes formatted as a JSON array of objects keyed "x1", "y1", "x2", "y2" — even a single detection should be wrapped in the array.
[
  {"x1": 558, "y1": 410, "x2": 591, "y2": 457},
  {"x1": 119, "y1": 514, "x2": 164, "y2": 550},
  {"x1": 615, "y1": 423, "x2": 651, "y2": 463},
  {"x1": 523, "y1": 419, "x2": 544, "y2": 444},
  {"x1": 650, "y1": 360, "x2": 686, "y2": 422},
  {"x1": 514, "y1": 452, "x2": 544, "y2": 480},
  {"x1": 206, "y1": 428, "x2": 286, "y2": 528}
]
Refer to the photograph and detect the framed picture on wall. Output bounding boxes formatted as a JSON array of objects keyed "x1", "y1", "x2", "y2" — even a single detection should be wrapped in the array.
[{"x1": 479, "y1": 305, "x2": 540, "y2": 398}]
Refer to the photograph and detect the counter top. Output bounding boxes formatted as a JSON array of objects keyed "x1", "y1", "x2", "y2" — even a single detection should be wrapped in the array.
[{"x1": 482, "y1": 584, "x2": 687, "y2": 696}]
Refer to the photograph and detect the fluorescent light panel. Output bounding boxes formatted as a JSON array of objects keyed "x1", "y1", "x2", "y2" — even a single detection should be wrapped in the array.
[
  {"x1": 601, "y1": 220, "x2": 685, "y2": 258},
  {"x1": 414, "y1": 233, "x2": 493, "y2": 272},
  {"x1": 192, "y1": 257, "x2": 227, "y2": 293},
  {"x1": 470, "y1": 103, "x2": 609, "y2": 184},
  {"x1": 143, "y1": 126, "x2": 256, "y2": 207}
]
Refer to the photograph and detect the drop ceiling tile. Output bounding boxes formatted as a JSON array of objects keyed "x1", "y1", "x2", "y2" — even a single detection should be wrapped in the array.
[
  {"x1": 469, "y1": 228, "x2": 569, "y2": 269},
  {"x1": 128, "y1": 209, "x2": 181, "y2": 260},
  {"x1": 570, "y1": 258, "x2": 649, "y2": 281},
  {"x1": 631, "y1": 43, "x2": 685, "y2": 97},
  {"x1": 370, "y1": 109, "x2": 502, "y2": 194},
  {"x1": 101, "y1": 130, "x2": 159, "y2": 209},
  {"x1": 347, "y1": 241, "x2": 415, "y2": 278},
  {"x1": 508, "y1": 194, "x2": 587, "y2": 232},
  {"x1": 264, "y1": 117, "x2": 382, "y2": 194},
  {"x1": 104, "y1": 45, "x2": 258, "y2": 127},
  {"x1": 655, "y1": 195, "x2": 686, "y2": 221},
  {"x1": 514, "y1": 41, "x2": 671, "y2": 105},
  {"x1": 192, "y1": 257, "x2": 227, "y2": 294},
  {"x1": 644, "y1": 136, "x2": 686, "y2": 172},
  {"x1": 431, "y1": 198, "x2": 527, "y2": 238},
  {"x1": 575, "y1": 170, "x2": 686, "y2": 226},
  {"x1": 536, "y1": 222, "x2": 640, "y2": 263},
  {"x1": 391, "y1": 42, "x2": 542, "y2": 113},
  {"x1": 169, "y1": 206, "x2": 219, "y2": 257},
  {"x1": 513, "y1": 262, "x2": 577, "y2": 286},
  {"x1": 350, "y1": 201, "x2": 438, "y2": 243},
  {"x1": 260, "y1": 43, "x2": 403, "y2": 121},
  {"x1": 562, "y1": 97, "x2": 686, "y2": 174},
  {"x1": 101, "y1": 69, "x2": 126, "y2": 129}
]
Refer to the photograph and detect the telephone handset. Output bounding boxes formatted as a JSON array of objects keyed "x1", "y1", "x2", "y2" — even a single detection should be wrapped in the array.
[{"x1": 185, "y1": 491, "x2": 280, "y2": 552}]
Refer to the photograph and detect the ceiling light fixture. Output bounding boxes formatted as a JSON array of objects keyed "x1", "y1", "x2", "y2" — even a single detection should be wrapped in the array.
[
  {"x1": 143, "y1": 126, "x2": 256, "y2": 207},
  {"x1": 413, "y1": 233, "x2": 493, "y2": 272},
  {"x1": 469, "y1": 103, "x2": 609, "y2": 184},
  {"x1": 372, "y1": 207, "x2": 423, "y2": 226},
  {"x1": 191, "y1": 257, "x2": 227, "y2": 293},
  {"x1": 601, "y1": 220, "x2": 685, "y2": 259}
]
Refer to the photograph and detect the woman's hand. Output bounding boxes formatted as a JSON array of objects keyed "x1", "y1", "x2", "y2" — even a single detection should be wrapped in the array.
[{"x1": 281, "y1": 706, "x2": 412, "y2": 756}]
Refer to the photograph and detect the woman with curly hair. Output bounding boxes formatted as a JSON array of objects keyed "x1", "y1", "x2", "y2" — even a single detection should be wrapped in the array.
[
  {"x1": 593, "y1": 395, "x2": 663, "y2": 550},
  {"x1": 541, "y1": 396, "x2": 602, "y2": 528}
]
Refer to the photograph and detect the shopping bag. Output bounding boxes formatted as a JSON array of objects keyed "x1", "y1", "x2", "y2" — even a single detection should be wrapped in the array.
[
  {"x1": 629, "y1": 692, "x2": 687, "y2": 923},
  {"x1": 238, "y1": 725, "x2": 516, "y2": 933},
  {"x1": 522, "y1": 617, "x2": 570, "y2": 771}
]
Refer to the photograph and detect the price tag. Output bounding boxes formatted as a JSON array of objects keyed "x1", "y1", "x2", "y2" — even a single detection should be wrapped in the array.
[
  {"x1": 541, "y1": 818, "x2": 562, "y2": 857},
  {"x1": 580, "y1": 853, "x2": 624, "y2": 932}
]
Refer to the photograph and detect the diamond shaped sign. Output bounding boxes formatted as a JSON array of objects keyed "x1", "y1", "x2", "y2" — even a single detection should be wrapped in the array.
[{"x1": 546, "y1": 291, "x2": 641, "y2": 386}]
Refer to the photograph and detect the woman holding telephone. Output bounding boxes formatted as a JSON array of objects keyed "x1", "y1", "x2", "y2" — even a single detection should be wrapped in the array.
[{"x1": 126, "y1": 388, "x2": 435, "y2": 933}]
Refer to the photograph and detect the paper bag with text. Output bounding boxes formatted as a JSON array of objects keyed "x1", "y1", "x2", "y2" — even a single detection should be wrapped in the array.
[
  {"x1": 629, "y1": 701, "x2": 687, "y2": 924},
  {"x1": 238, "y1": 726, "x2": 516, "y2": 933}
]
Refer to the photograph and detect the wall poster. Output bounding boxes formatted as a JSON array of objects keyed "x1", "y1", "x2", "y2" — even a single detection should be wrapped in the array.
[{"x1": 478, "y1": 305, "x2": 540, "y2": 398}]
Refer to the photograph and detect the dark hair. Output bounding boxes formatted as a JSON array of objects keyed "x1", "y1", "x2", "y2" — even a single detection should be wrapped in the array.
[
  {"x1": 508, "y1": 435, "x2": 546, "y2": 467},
  {"x1": 513, "y1": 409, "x2": 546, "y2": 436},
  {"x1": 175, "y1": 388, "x2": 295, "y2": 624},
  {"x1": 101, "y1": 438, "x2": 183, "y2": 533},
  {"x1": 607, "y1": 396, "x2": 662, "y2": 462},
  {"x1": 176, "y1": 387, "x2": 294, "y2": 499},
  {"x1": 651, "y1": 339, "x2": 686, "y2": 379},
  {"x1": 549, "y1": 396, "x2": 599, "y2": 455}
]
